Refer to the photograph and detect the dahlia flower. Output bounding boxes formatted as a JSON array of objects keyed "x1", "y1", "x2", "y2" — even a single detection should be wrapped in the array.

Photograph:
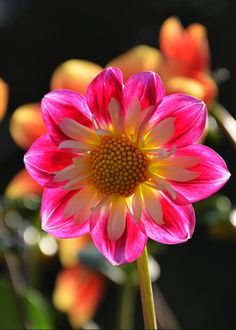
[{"x1": 24, "y1": 67, "x2": 230, "y2": 265}]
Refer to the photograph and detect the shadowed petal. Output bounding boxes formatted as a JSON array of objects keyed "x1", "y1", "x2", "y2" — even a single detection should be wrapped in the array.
[
  {"x1": 139, "y1": 192, "x2": 195, "y2": 244},
  {"x1": 24, "y1": 134, "x2": 77, "y2": 187},
  {"x1": 169, "y1": 144, "x2": 231, "y2": 202},
  {"x1": 123, "y1": 71, "x2": 165, "y2": 112},
  {"x1": 42, "y1": 188, "x2": 90, "y2": 238},
  {"x1": 42, "y1": 90, "x2": 92, "y2": 145},
  {"x1": 90, "y1": 208, "x2": 147, "y2": 266},
  {"x1": 86, "y1": 67, "x2": 123, "y2": 126}
]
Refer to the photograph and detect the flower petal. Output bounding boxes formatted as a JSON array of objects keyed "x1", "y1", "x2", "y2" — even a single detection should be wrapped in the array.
[
  {"x1": 155, "y1": 166, "x2": 199, "y2": 182},
  {"x1": 63, "y1": 185, "x2": 97, "y2": 218},
  {"x1": 140, "y1": 192, "x2": 195, "y2": 244},
  {"x1": 41, "y1": 188, "x2": 90, "y2": 238},
  {"x1": 123, "y1": 71, "x2": 165, "y2": 112},
  {"x1": 59, "y1": 140, "x2": 92, "y2": 152},
  {"x1": 144, "y1": 117, "x2": 176, "y2": 147},
  {"x1": 10, "y1": 103, "x2": 47, "y2": 149},
  {"x1": 42, "y1": 90, "x2": 92, "y2": 145},
  {"x1": 86, "y1": 67, "x2": 123, "y2": 126},
  {"x1": 142, "y1": 185, "x2": 163, "y2": 224},
  {"x1": 124, "y1": 98, "x2": 142, "y2": 139},
  {"x1": 24, "y1": 134, "x2": 77, "y2": 187},
  {"x1": 90, "y1": 207, "x2": 147, "y2": 265},
  {"x1": 59, "y1": 118, "x2": 99, "y2": 145},
  {"x1": 168, "y1": 144, "x2": 231, "y2": 202},
  {"x1": 149, "y1": 93, "x2": 207, "y2": 148},
  {"x1": 107, "y1": 197, "x2": 127, "y2": 241},
  {"x1": 132, "y1": 186, "x2": 143, "y2": 222}
]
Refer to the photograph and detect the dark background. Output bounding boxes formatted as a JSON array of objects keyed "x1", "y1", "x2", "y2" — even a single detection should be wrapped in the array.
[{"x1": 0, "y1": 0, "x2": 235, "y2": 329}]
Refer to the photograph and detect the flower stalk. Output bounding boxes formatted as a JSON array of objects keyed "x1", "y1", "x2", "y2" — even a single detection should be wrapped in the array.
[
  {"x1": 136, "y1": 246, "x2": 157, "y2": 330},
  {"x1": 211, "y1": 102, "x2": 236, "y2": 149}
]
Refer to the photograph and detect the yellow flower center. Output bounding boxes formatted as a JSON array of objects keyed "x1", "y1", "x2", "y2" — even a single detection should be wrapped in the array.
[{"x1": 89, "y1": 135, "x2": 149, "y2": 196}]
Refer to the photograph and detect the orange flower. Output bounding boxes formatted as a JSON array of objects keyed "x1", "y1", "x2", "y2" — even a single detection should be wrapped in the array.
[
  {"x1": 159, "y1": 17, "x2": 210, "y2": 73},
  {"x1": 53, "y1": 265, "x2": 106, "y2": 328},
  {"x1": 107, "y1": 45, "x2": 163, "y2": 82},
  {"x1": 0, "y1": 78, "x2": 8, "y2": 121},
  {"x1": 6, "y1": 62, "x2": 102, "y2": 198},
  {"x1": 159, "y1": 17, "x2": 217, "y2": 105},
  {"x1": 54, "y1": 235, "x2": 106, "y2": 328},
  {"x1": 107, "y1": 17, "x2": 217, "y2": 106},
  {"x1": 50, "y1": 59, "x2": 103, "y2": 95}
]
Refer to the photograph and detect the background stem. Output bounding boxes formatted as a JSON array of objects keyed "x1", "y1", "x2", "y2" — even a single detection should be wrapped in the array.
[
  {"x1": 4, "y1": 253, "x2": 28, "y2": 330},
  {"x1": 118, "y1": 279, "x2": 136, "y2": 329},
  {"x1": 211, "y1": 102, "x2": 236, "y2": 148}
]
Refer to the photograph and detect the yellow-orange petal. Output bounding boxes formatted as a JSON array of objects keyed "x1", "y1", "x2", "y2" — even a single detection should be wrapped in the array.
[
  {"x1": 53, "y1": 265, "x2": 106, "y2": 327},
  {"x1": 10, "y1": 103, "x2": 46, "y2": 149},
  {"x1": 166, "y1": 76, "x2": 205, "y2": 100},
  {"x1": 0, "y1": 78, "x2": 8, "y2": 121},
  {"x1": 69, "y1": 268, "x2": 106, "y2": 328},
  {"x1": 160, "y1": 17, "x2": 186, "y2": 58},
  {"x1": 5, "y1": 169, "x2": 43, "y2": 198},
  {"x1": 187, "y1": 23, "x2": 210, "y2": 71},
  {"x1": 192, "y1": 71, "x2": 218, "y2": 107},
  {"x1": 58, "y1": 235, "x2": 92, "y2": 267},
  {"x1": 53, "y1": 267, "x2": 78, "y2": 312},
  {"x1": 107, "y1": 45, "x2": 163, "y2": 82},
  {"x1": 50, "y1": 59, "x2": 103, "y2": 95},
  {"x1": 160, "y1": 17, "x2": 210, "y2": 72}
]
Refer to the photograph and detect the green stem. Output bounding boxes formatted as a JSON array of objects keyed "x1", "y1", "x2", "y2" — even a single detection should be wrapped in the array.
[
  {"x1": 118, "y1": 279, "x2": 136, "y2": 329},
  {"x1": 211, "y1": 102, "x2": 236, "y2": 148},
  {"x1": 136, "y1": 246, "x2": 157, "y2": 330}
]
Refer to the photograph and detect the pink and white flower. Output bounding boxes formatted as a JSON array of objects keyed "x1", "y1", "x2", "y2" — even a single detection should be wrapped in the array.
[{"x1": 24, "y1": 68, "x2": 230, "y2": 265}]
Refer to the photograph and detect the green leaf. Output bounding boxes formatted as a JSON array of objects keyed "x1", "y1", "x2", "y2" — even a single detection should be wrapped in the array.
[
  {"x1": 0, "y1": 277, "x2": 54, "y2": 329},
  {"x1": 0, "y1": 277, "x2": 23, "y2": 329},
  {"x1": 23, "y1": 288, "x2": 54, "y2": 329}
]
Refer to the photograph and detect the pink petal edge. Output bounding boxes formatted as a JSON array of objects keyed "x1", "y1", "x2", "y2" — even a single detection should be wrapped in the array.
[
  {"x1": 86, "y1": 67, "x2": 123, "y2": 127},
  {"x1": 90, "y1": 208, "x2": 147, "y2": 266},
  {"x1": 42, "y1": 89, "x2": 92, "y2": 145},
  {"x1": 123, "y1": 71, "x2": 166, "y2": 112},
  {"x1": 41, "y1": 187, "x2": 89, "y2": 238},
  {"x1": 24, "y1": 134, "x2": 77, "y2": 188},
  {"x1": 139, "y1": 192, "x2": 196, "y2": 244},
  {"x1": 149, "y1": 93, "x2": 207, "y2": 148},
  {"x1": 169, "y1": 144, "x2": 231, "y2": 202}
]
